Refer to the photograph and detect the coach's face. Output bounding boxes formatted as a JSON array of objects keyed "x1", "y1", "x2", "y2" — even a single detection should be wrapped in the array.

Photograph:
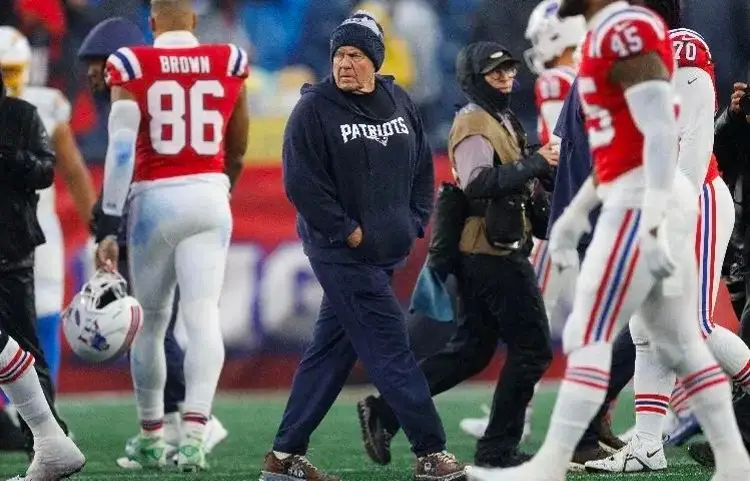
[{"x1": 333, "y1": 46, "x2": 375, "y2": 94}]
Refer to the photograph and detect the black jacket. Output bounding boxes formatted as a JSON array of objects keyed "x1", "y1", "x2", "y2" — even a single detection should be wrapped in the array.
[
  {"x1": 714, "y1": 107, "x2": 750, "y2": 224},
  {"x1": 0, "y1": 83, "x2": 55, "y2": 264}
]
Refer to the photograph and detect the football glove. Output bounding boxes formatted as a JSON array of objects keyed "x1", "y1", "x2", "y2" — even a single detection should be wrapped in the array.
[{"x1": 548, "y1": 208, "x2": 591, "y2": 270}]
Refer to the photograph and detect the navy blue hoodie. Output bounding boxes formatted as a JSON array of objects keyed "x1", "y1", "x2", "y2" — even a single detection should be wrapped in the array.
[{"x1": 283, "y1": 75, "x2": 434, "y2": 267}]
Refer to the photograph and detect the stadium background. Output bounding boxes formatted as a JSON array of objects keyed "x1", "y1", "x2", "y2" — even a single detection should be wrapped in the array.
[{"x1": 3, "y1": 0, "x2": 749, "y2": 394}]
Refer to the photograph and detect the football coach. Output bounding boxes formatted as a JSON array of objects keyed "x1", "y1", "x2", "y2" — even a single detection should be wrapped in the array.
[{"x1": 260, "y1": 10, "x2": 467, "y2": 481}]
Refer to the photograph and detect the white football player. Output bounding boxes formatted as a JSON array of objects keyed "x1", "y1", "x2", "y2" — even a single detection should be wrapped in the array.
[
  {"x1": 460, "y1": 0, "x2": 586, "y2": 445},
  {"x1": 0, "y1": 27, "x2": 97, "y2": 389}
]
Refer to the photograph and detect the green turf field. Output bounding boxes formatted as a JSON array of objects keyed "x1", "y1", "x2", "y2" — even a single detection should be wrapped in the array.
[{"x1": 0, "y1": 384, "x2": 714, "y2": 480}]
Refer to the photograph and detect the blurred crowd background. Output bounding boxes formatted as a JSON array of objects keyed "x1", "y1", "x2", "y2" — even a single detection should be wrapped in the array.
[
  {"x1": 3, "y1": 0, "x2": 749, "y2": 163},
  {"x1": 2, "y1": 0, "x2": 749, "y2": 392}
]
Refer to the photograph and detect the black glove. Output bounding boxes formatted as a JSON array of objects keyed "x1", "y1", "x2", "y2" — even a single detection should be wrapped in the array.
[{"x1": 90, "y1": 197, "x2": 103, "y2": 236}]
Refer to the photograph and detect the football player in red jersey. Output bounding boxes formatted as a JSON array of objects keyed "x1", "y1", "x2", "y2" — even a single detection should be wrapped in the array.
[
  {"x1": 94, "y1": 0, "x2": 249, "y2": 472},
  {"x1": 587, "y1": 2, "x2": 750, "y2": 470},
  {"x1": 468, "y1": 1, "x2": 750, "y2": 481}
]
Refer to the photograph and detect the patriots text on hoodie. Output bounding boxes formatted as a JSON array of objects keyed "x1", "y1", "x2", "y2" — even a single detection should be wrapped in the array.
[{"x1": 282, "y1": 75, "x2": 434, "y2": 267}]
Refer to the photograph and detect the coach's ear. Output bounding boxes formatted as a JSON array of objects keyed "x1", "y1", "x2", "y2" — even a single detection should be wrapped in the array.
[
  {"x1": 149, "y1": 15, "x2": 156, "y2": 35},
  {"x1": 190, "y1": 11, "x2": 197, "y2": 32}
]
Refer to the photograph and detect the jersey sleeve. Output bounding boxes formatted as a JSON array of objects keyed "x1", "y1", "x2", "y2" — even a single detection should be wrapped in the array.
[
  {"x1": 670, "y1": 31, "x2": 713, "y2": 70},
  {"x1": 535, "y1": 73, "x2": 572, "y2": 104},
  {"x1": 226, "y1": 44, "x2": 250, "y2": 79},
  {"x1": 104, "y1": 47, "x2": 144, "y2": 88},
  {"x1": 592, "y1": 14, "x2": 668, "y2": 60},
  {"x1": 675, "y1": 67, "x2": 715, "y2": 191}
]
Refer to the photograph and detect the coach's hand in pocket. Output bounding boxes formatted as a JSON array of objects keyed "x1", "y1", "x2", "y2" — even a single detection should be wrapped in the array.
[
  {"x1": 347, "y1": 226, "x2": 363, "y2": 248},
  {"x1": 95, "y1": 237, "x2": 119, "y2": 272}
]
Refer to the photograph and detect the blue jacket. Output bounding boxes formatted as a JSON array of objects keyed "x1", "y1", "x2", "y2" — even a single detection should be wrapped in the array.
[
  {"x1": 546, "y1": 78, "x2": 600, "y2": 248},
  {"x1": 283, "y1": 76, "x2": 434, "y2": 267}
]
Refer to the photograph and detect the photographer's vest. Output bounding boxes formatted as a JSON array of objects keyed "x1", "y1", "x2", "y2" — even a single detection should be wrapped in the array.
[{"x1": 447, "y1": 104, "x2": 531, "y2": 256}]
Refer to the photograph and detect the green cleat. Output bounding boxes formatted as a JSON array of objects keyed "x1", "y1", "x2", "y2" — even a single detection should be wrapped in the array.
[
  {"x1": 115, "y1": 435, "x2": 167, "y2": 470},
  {"x1": 178, "y1": 436, "x2": 207, "y2": 472}
]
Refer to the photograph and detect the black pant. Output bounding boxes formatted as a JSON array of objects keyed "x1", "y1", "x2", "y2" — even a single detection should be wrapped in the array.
[
  {"x1": 119, "y1": 247, "x2": 185, "y2": 414},
  {"x1": 376, "y1": 252, "x2": 553, "y2": 462},
  {"x1": 0, "y1": 257, "x2": 67, "y2": 450},
  {"x1": 578, "y1": 326, "x2": 636, "y2": 448}
]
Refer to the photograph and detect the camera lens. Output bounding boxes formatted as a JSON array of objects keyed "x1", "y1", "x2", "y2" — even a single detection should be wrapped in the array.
[{"x1": 740, "y1": 92, "x2": 750, "y2": 116}]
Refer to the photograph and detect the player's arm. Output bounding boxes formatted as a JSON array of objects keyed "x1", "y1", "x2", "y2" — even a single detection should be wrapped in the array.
[
  {"x1": 224, "y1": 84, "x2": 248, "y2": 190},
  {"x1": 674, "y1": 67, "x2": 715, "y2": 192},
  {"x1": 52, "y1": 122, "x2": 97, "y2": 224},
  {"x1": 610, "y1": 49, "x2": 677, "y2": 230},
  {"x1": 98, "y1": 85, "x2": 140, "y2": 240}
]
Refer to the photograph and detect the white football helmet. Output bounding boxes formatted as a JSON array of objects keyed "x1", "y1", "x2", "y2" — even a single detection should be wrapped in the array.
[
  {"x1": 62, "y1": 270, "x2": 142, "y2": 364},
  {"x1": 524, "y1": 0, "x2": 586, "y2": 74},
  {"x1": 0, "y1": 26, "x2": 31, "y2": 97}
]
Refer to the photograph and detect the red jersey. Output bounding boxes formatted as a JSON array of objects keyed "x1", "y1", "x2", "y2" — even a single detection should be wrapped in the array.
[
  {"x1": 105, "y1": 34, "x2": 249, "y2": 182},
  {"x1": 577, "y1": 3, "x2": 675, "y2": 183},
  {"x1": 669, "y1": 28, "x2": 719, "y2": 184},
  {"x1": 534, "y1": 66, "x2": 575, "y2": 144}
]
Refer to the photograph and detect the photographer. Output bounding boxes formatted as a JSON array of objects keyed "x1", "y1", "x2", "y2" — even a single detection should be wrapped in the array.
[
  {"x1": 357, "y1": 42, "x2": 558, "y2": 468},
  {"x1": 0, "y1": 70, "x2": 68, "y2": 453}
]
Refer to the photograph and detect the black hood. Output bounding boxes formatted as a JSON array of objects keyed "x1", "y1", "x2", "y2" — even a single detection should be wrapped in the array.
[
  {"x1": 456, "y1": 42, "x2": 515, "y2": 120},
  {"x1": 0, "y1": 68, "x2": 6, "y2": 104},
  {"x1": 299, "y1": 74, "x2": 398, "y2": 122}
]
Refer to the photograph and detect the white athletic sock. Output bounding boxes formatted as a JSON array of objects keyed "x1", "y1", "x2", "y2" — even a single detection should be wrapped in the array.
[
  {"x1": 130, "y1": 306, "x2": 171, "y2": 438},
  {"x1": 273, "y1": 451, "x2": 292, "y2": 460},
  {"x1": 633, "y1": 342, "x2": 674, "y2": 444},
  {"x1": 535, "y1": 343, "x2": 611, "y2": 478},
  {"x1": 164, "y1": 411, "x2": 181, "y2": 446},
  {"x1": 181, "y1": 299, "x2": 225, "y2": 442},
  {"x1": 676, "y1": 344, "x2": 750, "y2": 472},
  {"x1": 0, "y1": 337, "x2": 62, "y2": 439},
  {"x1": 707, "y1": 326, "x2": 750, "y2": 390},
  {"x1": 670, "y1": 380, "x2": 691, "y2": 415}
]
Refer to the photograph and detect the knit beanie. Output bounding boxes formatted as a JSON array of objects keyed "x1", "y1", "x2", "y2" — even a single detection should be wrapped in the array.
[{"x1": 330, "y1": 10, "x2": 385, "y2": 71}]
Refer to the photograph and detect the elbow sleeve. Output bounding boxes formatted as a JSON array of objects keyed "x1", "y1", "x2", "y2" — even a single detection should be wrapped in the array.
[
  {"x1": 102, "y1": 100, "x2": 140, "y2": 216},
  {"x1": 624, "y1": 80, "x2": 679, "y2": 195}
]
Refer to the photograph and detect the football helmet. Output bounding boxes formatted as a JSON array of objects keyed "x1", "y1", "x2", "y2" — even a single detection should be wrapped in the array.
[
  {"x1": 524, "y1": 0, "x2": 586, "y2": 74},
  {"x1": 0, "y1": 26, "x2": 31, "y2": 97},
  {"x1": 62, "y1": 270, "x2": 142, "y2": 364}
]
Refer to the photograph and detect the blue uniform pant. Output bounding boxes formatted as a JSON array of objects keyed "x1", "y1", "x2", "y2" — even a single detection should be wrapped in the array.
[{"x1": 273, "y1": 260, "x2": 446, "y2": 457}]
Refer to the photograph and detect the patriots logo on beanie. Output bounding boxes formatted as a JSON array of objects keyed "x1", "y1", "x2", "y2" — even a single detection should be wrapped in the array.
[{"x1": 330, "y1": 10, "x2": 385, "y2": 71}]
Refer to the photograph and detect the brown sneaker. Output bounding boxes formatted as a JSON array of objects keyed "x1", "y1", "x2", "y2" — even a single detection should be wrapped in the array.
[
  {"x1": 414, "y1": 451, "x2": 467, "y2": 481},
  {"x1": 569, "y1": 445, "x2": 610, "y2": 472},
  {"x1": 260, "y1": 451, "x2": 341, "y2": 481},
  {"x1": 595, "y1": 416, "x2": 626, "y2": 453}
]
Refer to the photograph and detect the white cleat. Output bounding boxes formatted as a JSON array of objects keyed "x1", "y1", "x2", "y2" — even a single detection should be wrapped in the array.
[
  {"x1": 460, "y1": 416, "x2": 488, "y2": 439},
  {"x1": 204, "y1": 415, "x2": 228, "y2": 454},
  {"x1": 618, "y1": 425, "x2": 635, "y2": 444},
  {"x1": 467, "y1": 463, "x2": 561, "y2": 481},
  {"x1": 21, "y1": 435, "x2": 86, "y2": 480},
  {"x1": 460, "y1": 405, "x2": 531, "y2": 443},
  {"x1": 584, "y1": 434, "x2": 667, "y2": 473}
]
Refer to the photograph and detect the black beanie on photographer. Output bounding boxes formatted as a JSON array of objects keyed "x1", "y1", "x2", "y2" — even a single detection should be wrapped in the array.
[{"x1": 330, "y1": 10, "x2": 385, "y2": 71}]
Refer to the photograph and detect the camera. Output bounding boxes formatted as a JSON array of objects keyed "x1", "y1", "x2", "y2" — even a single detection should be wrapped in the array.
[{"x1": 740, "y1": 90, "x2": 750, "y2": 116}]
